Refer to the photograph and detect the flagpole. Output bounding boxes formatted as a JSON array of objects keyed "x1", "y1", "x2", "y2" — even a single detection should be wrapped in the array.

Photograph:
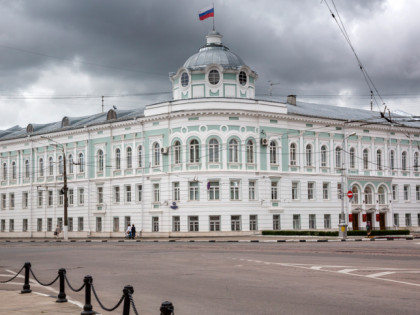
[{"x1": 213, "y1": 2, "x2": 215, "y2": 31}]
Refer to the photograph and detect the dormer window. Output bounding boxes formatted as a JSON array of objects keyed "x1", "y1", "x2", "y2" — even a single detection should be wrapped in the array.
[
  {"x1": 239, "y1": 71, "x2": 247, "y2": 86},
  {"x1": 208, "y1": 69, "x2": 220, "y2": 85},
  {"x1": 181, "y1": 72, "x2": 189, "y2": 87}
]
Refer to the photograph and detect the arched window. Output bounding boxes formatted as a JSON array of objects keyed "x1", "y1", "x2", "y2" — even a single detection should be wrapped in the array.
[
  {"x1": 78, "y1": 153, "x2": 85, "y2": 173},
  {"x1": 126, "y1": 147, "x2": 132, "y2": 169},
  {"x1": 414, "y1": 152, "x2": 419, "y2": 172},
  {"x1": 351, "y1": 185, "x2": 359, "y2": 204},
  {"x1": 68, "y1": 154, "x2": 73, "y2": 174},
  {"x1": 390, "y1": 150, "x2": 395, "y2": 170},
  {"x1": 270, "y1": 141, "x2": 277, "y2": 164},
  {"x1": 115, "y1": 148, "x2": 121, "y2": 170},
  {"x1": 305, "y1": 144, "x2": 312, "y2": 166},
  {"x1": 97, "y1": 150, "x2": 104, "y2": 172},
  {"x1": 378, "y1": 186, "x2": 386, "y2": 205},
  {"x1": 25, "y1": 160, "x2": 30, "y2": 178},
  {"x1": 58, "y1": 156, "x2": 64, "y2": 174},
  {"x1": 49, "y1": 157, "x2": 54, "y2": 176},
  {"x1": 2, "y1": 162, "x2": 6, "y2": 180},
  {"x1": 229, "y1": 139, "x2": 239, "y2": 163},
  {"x1": 153, "y1": 143, "x2": 160, "y2": 166},
  {"x1": 335, "y1": 147, "x2": 342, "y2": 168},
  {"x1": 402, "y1": 151, "x2": 407, "y2": 171},
  {"x1": 138, "y1": 146, "x2": 143, "y2": 168},
  {"x1": 247, "y1": 140, "x2": 254, "y2": 164},
  {"x1": 12, "y1": 161, "x2": 16, "y2": 179},
  {"x1": 39, "y1": 158, "x2": 44, "y2": 177},
  {"x1": 364, "y1": 186, "x2": 373, "y2": 205},
  {"x1": 173, "y1": 141, "x2": 181, "y2": 165},
  {"x1": 208, "y1": 139, "x2": 219, "y2": 163},
  {"x1": 321, "y1": 145, "x2": 327, "y2": 167},
  {"x1": 376, "y1": 149, "x2": 382, "y2": 170},
  {"x1": 189, "y1": 139, "x2": 199, "y2": 163},
  {"x1": 290, "y1": 143, "x2": 296, "y2": 166},
  {"x1": 349, "y1": 148, "x2": 355, "y2": 169},
  {"x1": 363, "y1": 149, "x2": 369, "y2": 169}
]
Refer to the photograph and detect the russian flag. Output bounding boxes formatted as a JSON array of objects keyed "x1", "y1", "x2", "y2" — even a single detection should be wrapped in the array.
[{"x1": 199, "y1": 6, "x2": 214, "y2": 21}]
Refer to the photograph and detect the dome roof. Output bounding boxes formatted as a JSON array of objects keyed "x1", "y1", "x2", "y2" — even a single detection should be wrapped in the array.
[{"x1": 183, "y1": 31, "x2": 245, "y2": 70}]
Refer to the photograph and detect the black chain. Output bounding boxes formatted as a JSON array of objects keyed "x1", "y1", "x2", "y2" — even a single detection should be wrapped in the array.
[
  {"x1": 0, "y1": 265, "x2": 25, "y2": 283},
  {"x1": 129, "y1": 292, "x2": 140, "y2": 315},
  {"x1": 29, "y1": 269, "x2": 59, "y2": 286},
  {"x1": 91, "y1": 284, "x2": 125, "y2": 312},
  {"x1": 64, "y1": 274, "x2": 86, "y2": 292}
]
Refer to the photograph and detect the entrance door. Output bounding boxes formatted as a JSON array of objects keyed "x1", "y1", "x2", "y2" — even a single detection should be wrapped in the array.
[
  {"x1": 379, "y1": 213, "x2": 386, "y2": 230},
  {"x1": 352, "y1": 213, "x2": 359, "y2": 230}
]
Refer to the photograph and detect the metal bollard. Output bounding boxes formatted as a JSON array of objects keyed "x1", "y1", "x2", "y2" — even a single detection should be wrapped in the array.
[
  {"x1": 122, "y1": 285, "x2": 134, "y2": 315},
  {"x1": 160, "y1": 301, "x2": 174, "y2": 315},
  {"x1": 56, "y1": 268, "x2": 67, "y2": 303},
  {"x1": 21, "y1": 262, "x2": 32, "y2": 294},
  {"x1": 81, "y1": 275, "x2": 95, "y2": 315}
]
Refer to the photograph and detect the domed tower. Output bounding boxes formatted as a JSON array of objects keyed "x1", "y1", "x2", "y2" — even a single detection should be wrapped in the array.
[{"x1": 170, "y1": 31, "x2": 258, "y2": 100}]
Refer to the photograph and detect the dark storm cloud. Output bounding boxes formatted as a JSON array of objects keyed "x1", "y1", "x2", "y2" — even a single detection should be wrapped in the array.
[{"x1": 0, "y1": 0, "x2": 419, "y2": 129}]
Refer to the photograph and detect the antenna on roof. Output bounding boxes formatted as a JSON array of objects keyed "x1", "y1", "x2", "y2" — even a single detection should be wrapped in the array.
[
  {"x1": 113, "y1": 105, "x2": 117, "y2": 110},
  {"x1": 102, "y1": 96, "x2": 104, "y2": 113}
]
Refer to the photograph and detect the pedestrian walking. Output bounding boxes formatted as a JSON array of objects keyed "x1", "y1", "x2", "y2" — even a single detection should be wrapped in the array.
[
  {"x1": 54, "y1": 225, "x2": 61, "y2": 239},
  {"x1": 126, "y1": 224, "x2": 132, "y2": 239},
  {"x1": 131, "y1": 224, "x2": 136, "y2": 239},
  {"x1": 366, "y1": 221, "x2": 372, "y2": 237}
]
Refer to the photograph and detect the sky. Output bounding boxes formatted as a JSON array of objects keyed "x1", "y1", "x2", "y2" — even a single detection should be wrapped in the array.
[{"x1": 1, "y1": 0, "x2": 420, "y2": 130}]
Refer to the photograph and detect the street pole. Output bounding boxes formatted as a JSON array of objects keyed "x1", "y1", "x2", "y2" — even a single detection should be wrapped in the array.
[{"x1": 62, "y1": 150, "x2": 68, "y2": 241}]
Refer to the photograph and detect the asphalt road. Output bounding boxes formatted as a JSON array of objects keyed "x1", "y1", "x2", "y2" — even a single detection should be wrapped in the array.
[{"x1": 1, "y1": 240, "x2": 420, "y2": 314}]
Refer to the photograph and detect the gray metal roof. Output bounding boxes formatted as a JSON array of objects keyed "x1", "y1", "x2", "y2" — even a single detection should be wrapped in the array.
[{"x1": 183, "y1": 44, "x2": 245, "y2": 70}]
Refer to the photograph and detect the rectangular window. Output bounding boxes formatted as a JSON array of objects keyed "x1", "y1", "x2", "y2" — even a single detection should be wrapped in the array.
[
  {"x1": 231, "y1": 215, "x2": 241, "y2": 231},
  {"x1": 273, "y1": 214, "x2": 280, "y2": 230},
  {"x1": 309, "y1": 214, "x2": 316, "y2": 229},
  {"x1": 9, "y1": 193, "x2": 14, "y2": 209},
  {"x1": 137, "y1": 185, "x2": 142, "y2": 202},
  {"x1": 153, "y1": 184, "x2": 160, "y2": 203},
  {"x1": 418, "y1": 213, "x2": 420, "y2": 227},
  {"x1": 125, "y1": 185, "x2": 132, "y2": 203},
  {"x1": 152, "y1": 217, "x2": 159, "y2": 232},
  {"x1": 416, "y1": 186, "x2": 420, "y2": 201},
  {"x1": 188, "y1": 216, "x2": 199, "y2": 232},
  {"x1": 1, "y1": 219, "x2": 5, "y2": 232},
  {"x1": 249, "y1": 215, "x2": 258, "y2": 231},
  {"x1": 393, "y1": 213, "x2": 399, "y2": 227},
  {"x1": 392, "y1": 185, "x2": 398, "y2": 201},
  {"x1": 405, "y1": 213, "x2": 412, "y2": 227},
  {"x1": 173, "y1": 182, "x2": 180, "y2": 201},
  {"x1": 97, "y1": 186, "x2": 103, "y2": 204},
  {"x1": 292, "y1": 182, "x2": 299, "y2": 200},
  {"x1": 48, "y1": 190, "x2": 53, "y2": 207},
  {"x1": 307, "y1": 182, "x2": 314, "y2": 200},
  {"x1": 37, "y1": 218, "x2": 42, "y2": 232},
  {"x1": 78, "y1": 217, "x2": 84, "y2": 231},
  {"x1": 22, "y1": 219, "x2": 28, "y2": 232},
  {"x1": 404, "y1": 185, "x2": 410, "y2": 201},
  {"x1": 78, "y1": 188, "x2": 84, "y2": 205},
  {"x1": 189, "y1": 182, "x2": 199, "y2": 201},
  {"x1": 68, "y1": 217, "x2": 73, "y2": 232},
  {"x1": 208, "y1": 181, "x2": 220, "y2": 200},
  {"x1": 209, "y1": 215, "x2": 220, "y2": 231},
  {"x1": 96, "y1": 217, "x2": 102, "y2": 232},
  {"x1": 324, "y1": 214, "x2": 331, "y2": 229},
  {"x1": 9, "y1": 219, "x2": 14, "y2": 232},
  {"x1": 37, "y1": 191, "x2": 43, "y2": 207},
  {"x1": 113, "y1": 217, "x2": 119, "y2": 232},
  {"x1": 172, "y1": 216, "x2": 180, "y2": 232},
  {"x1": 59, "y1": 190, "x2": 64, "y2": 205},
  {"x1": 1, "y1": 194, "x2": 6, "y2": 210},
  {"x1": 57, "y1": 217, "x2": 63, "y2": 230},
  {"x1": 124, "y1": 216, "x2": 131, "y2": 229},
  {"x1": 22, "y1": 192, "x2": 28, "y2": 208},
  {"x1": 114, "y1": 186, "x2": 120, "y2": 203},
  {"x1": 323, "y1": 183, "x2": 329, "y2": 200},
  {"x1": 47, "y1": 218, "x2": 53, "y2": 231},
  {"x1": 230, "y1": 180, "x2": 240, "y2": 200},
  {"x1": 68, "y1": 189, "x2": 74, "y2": 206},
  {"x1": 271, "y1": 181, "x2": 278, "y2": 200},
  {"x1": 248, "y1": 180, "x2": 256, "y2": 200},
  {"x1": 337, "y1": 183, "x2": 342, "y2": 200},
  {"x1": 293, "y1": 214, "x2": 301, "y2": 230}
]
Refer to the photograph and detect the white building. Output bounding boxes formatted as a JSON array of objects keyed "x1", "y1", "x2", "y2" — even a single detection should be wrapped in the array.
[{"x1": 1, "y1": 31, "x2": 419, "y2": 237}]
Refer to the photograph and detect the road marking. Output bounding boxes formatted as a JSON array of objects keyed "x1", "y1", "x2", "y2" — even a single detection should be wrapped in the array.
[
  {"x1": 337, "y1": 269, "x2": 357, "y2": 274},
  {"x1": 367, "y1": 271, "x2": 395, "y2": 278}
]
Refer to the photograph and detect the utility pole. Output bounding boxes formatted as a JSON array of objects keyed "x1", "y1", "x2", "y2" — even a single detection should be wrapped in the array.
[{"x1": 62, "y1": 150, "x2": 68, "y2": 241}]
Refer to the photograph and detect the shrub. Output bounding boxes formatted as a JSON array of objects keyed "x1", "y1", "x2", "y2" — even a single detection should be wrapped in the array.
[{"x1": 262, "y1": 229, "x2": 410, "y2": 236}]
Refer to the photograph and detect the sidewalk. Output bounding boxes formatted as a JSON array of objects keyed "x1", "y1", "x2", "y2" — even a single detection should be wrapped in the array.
[{"x1": 0, "y1": 289, "x2": 83, "y2": 314}]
